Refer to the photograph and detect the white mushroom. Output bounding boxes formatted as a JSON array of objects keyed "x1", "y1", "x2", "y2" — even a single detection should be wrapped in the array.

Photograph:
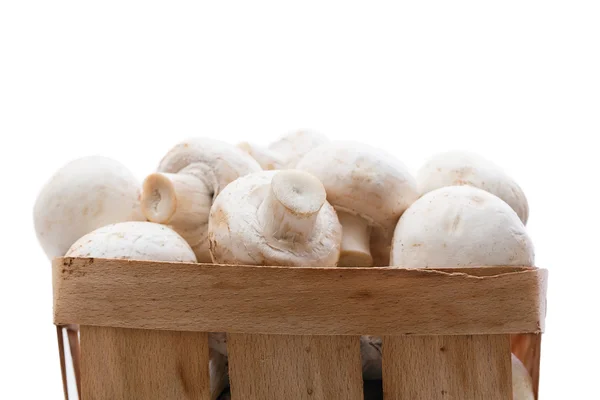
[
  {"x1": 66, "y1": 221, "x2": 196, "y2": 262},
  {"x1": 390, "y1": 185, "x2": 534, "y2": 268},
  {"x1": 34, "y1": 156, "x2": 145, "y2": 260},
  {"x1": 296, "y1": 141, "x2": 419, "y2": 267},
  {"x1": 209, "y1": 170, "x2": 342, "y2": 267},
  {"x1": 512, "y1": 354, "x2": 535, "y2": 400},
  {"x1": 141, "y1": 138, "x2": 261, "y2": 262},
  {"x1": 358, "y1": 186, "x2": 535, "y2": 381},
  {"x1": 66, "y1": 222, "x2": 226, "y2": 399},
  {"x1": 236, "y1": 142, "x2": 284, "y2": 171},
  {"x1": 206, "y1": 170, "x2": 342, "y2": 363},
  {"x1": 297, "y1": 142, "x2": 418, "y2": 382},
  {"x1": 237, "y1": 130, "x2": 329, "y2": 170},
  {"x1": 210, "y1": 350, "x2": 229, "y2": 400},
  {"x1": 417, "y1": 150, "x2": 529, "y2": 224}
]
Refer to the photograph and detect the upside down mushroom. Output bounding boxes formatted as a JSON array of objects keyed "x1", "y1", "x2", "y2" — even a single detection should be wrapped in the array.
[
  {"x1": 237, "y1": 130, "x2": 328, "y2": 170},
  {"x1": 207, "y1": 170, "x2": 342, "y2": 360},
  {"x1": 140, "y1": 138, "x2": 261, "y2": 262},
  {"x1": 208, "y1": 169, "x2": 342, "y2": 267},
  {"x1": 34, "y1": 156, "x2": 145, "y2": 260}
]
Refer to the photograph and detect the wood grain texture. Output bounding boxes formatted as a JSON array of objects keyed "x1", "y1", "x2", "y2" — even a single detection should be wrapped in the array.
[
  {"x1": 80, "y1": 326, "x2": 212, "y2": 400},
  {"x1": 227, "y1": 334, "x2": 363, "y2": 400},
  {"x1": 53, "y1": 258, "x2": 547, "y2": 335},
  {"x1": 66, "y1": 326, "x2": 81, "y2": 397},
  {"x1": 382, "y1": 334, "x2": 512, "y2": 400},
  {"x1": 56, "y1": 326, "x2": 69, "y2": 400},
  {"x1": 512, "y1": 333, "x2": 542, "y2": 399}
]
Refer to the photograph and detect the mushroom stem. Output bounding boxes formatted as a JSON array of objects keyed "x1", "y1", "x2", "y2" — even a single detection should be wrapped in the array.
[
  {"x1": 141, "y1": 172, "x2": 212, "y2": 243},
  {"x1": 258, "y1": 170, "x2": 327, "y2": 242},
  {"x1": 337, "y1": 211, "x2": 373, "y2": 267}
]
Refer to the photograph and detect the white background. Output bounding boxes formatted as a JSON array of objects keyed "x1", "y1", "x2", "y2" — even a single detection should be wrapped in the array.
[{"x1": 1, "y1": 1, "x2": 598, "y2": 398}]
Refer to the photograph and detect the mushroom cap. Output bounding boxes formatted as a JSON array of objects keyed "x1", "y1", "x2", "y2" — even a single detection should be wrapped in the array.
[
  {"x1": 512, "y1": 354, "x2": 535, "y2": 400},
  {"x1": 34, "y1": 156, "x2": 145, "y2": 260},
  {"x1": 208, "y1": 170, "x2": 342, "y2": 267},
  {"x1": 237, "y1": 142, "x2": 285, "y2": 170},
  {"x1": 417, "y1": 150, "x2": 529, "y2": 224},
  {"x1": 66, "y1": 221, "x2": 196, "y2": 262},
  {"x1": 209, "y1": 332, "x2": 228, "y2": 357},
  {"x1": 209, "y1": 348, "x2": 229, "y2": 398},
  {"x1": 296, "y1": 141, "x2": 418, "y2": 231},
  {"x1": 390, "y1": 186, "x2": 534, "y2": 268},
  {"x1": 268, "y1": 130, "x2": 329, "y2": 168},
  {"x1": 158, "y1": 137, "x2": 262, "y2": 194}
]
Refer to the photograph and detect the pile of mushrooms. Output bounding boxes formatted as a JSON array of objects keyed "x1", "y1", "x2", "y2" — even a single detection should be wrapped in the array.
[{"x1": 34, "y1": 133, "x2": 537, "y2": 400}]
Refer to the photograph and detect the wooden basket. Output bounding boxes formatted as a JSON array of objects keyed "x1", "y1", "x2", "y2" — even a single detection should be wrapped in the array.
[{"x1": 53, "y1": 257, "x2": 547, "y2": 400}]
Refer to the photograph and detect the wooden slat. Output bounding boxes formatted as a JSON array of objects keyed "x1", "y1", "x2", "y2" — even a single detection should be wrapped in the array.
[
  {"x1": 382, "y1": 334, "x2": 512, "y2": 399},
  {"x1": 227, "y1": 334, "x2": 363, "y2": 400},
  {"x1": 80, "y1": 326, "x2": 212, "y2": 400},
  {"x1": 53, "y1": 258, "x2": 547, "y2": 335},
  {"x1": 56, "y1": 326, "x2": 69, "y2": 400},
  {"x1": 512, "y1": 333, "x2": 542, "y2": 399},
  {"x1": 66, "y1": 326, "x2": 81, "y2": 397}
]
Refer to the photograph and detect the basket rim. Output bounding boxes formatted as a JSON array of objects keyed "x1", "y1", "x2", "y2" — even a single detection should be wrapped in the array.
[{"x1": 53, "y1": 257, "x2": 547, "y2": 336}]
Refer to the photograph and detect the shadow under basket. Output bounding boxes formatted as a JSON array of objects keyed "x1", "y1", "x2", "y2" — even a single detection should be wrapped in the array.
[{"x1": 53, "y1": 257, "x2": 547, "y2": 400}]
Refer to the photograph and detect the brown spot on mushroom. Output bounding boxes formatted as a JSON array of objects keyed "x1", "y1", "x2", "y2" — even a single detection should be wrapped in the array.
[
  {"x1": 92, "y1": 198, "x2": 105, "y2": 217},
  {"x1": 450, "y1": 214, "x2": 461, "y2": 232},
  {"x1": 211, "y1": 207, "x2": 229, "y2": 228}
]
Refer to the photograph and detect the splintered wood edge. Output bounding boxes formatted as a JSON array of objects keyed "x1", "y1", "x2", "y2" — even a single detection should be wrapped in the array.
[
  {"x1": 53, "y1": 258, "x2": 547, "y2": 336},
  {"x1": 56, "y1": 326, "x2": 69, "y2": 400}
]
